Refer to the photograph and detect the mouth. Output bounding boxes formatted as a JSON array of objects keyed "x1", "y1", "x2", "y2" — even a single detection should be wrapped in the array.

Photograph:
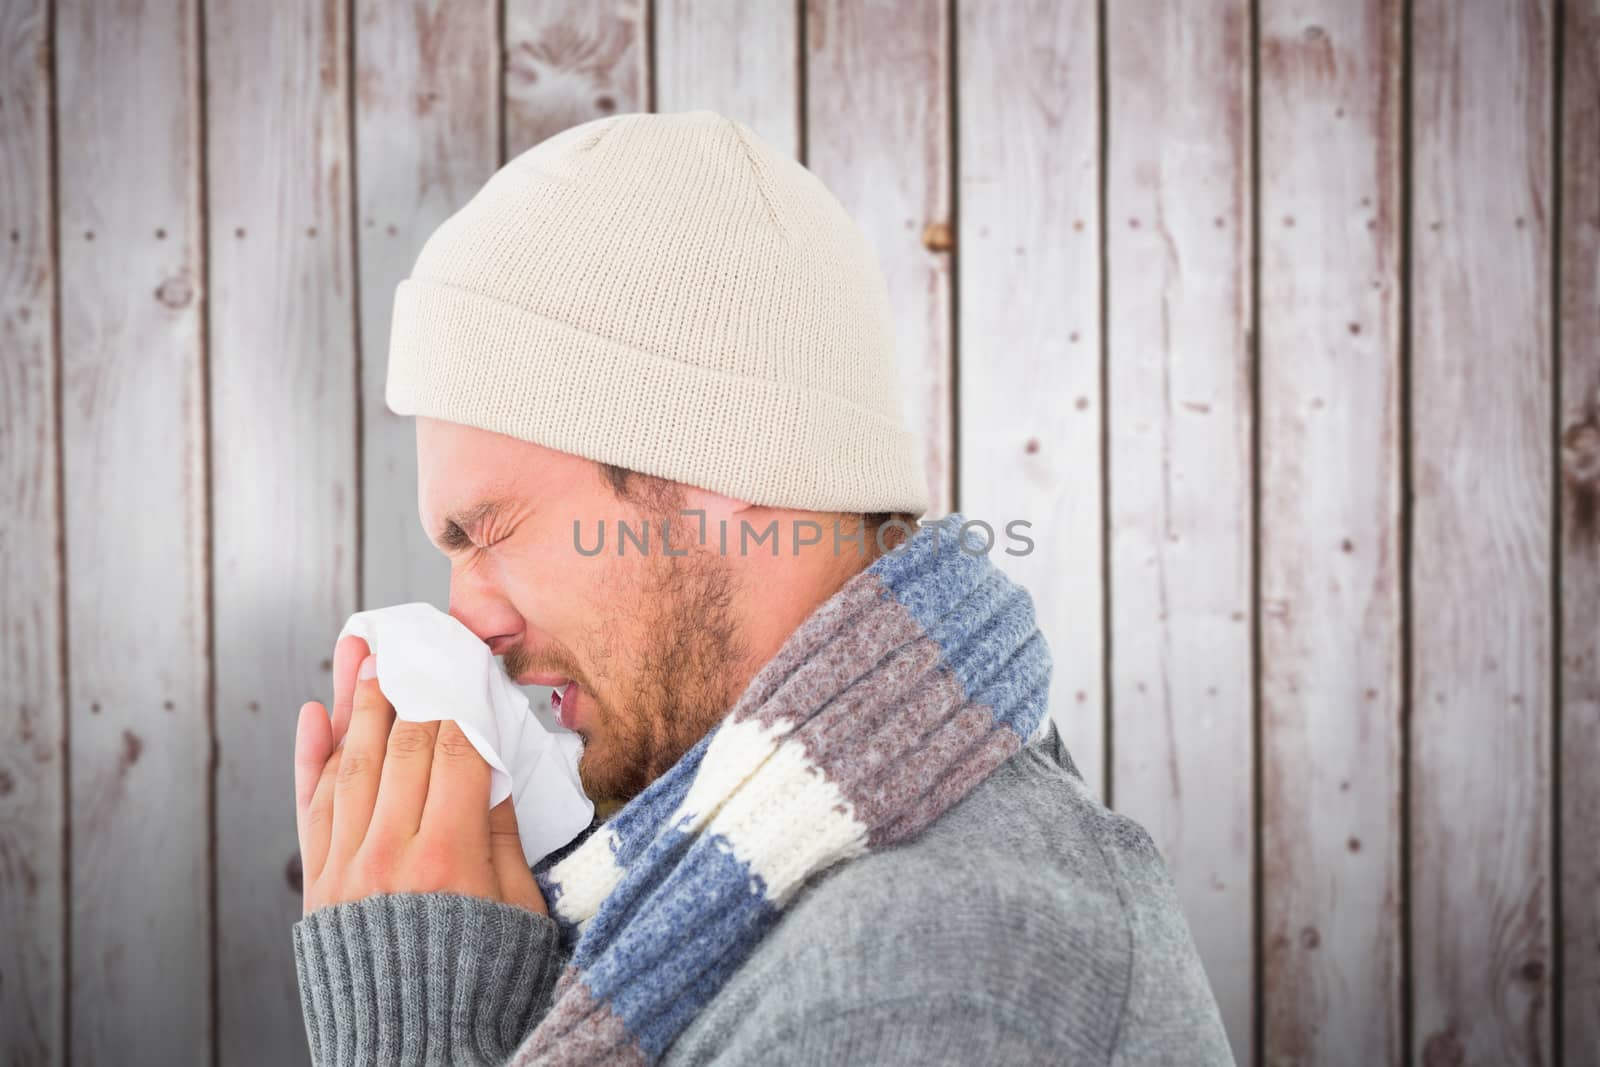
[
  {"x1": 550, "y1": 680, "x2": 584, "y2": 732},
  {"x1": 505, "y1": 664, "x2": 588, "y2": 733}
]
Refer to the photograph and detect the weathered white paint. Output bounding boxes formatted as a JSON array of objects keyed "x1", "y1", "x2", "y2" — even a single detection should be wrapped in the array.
[
  {"x1": 1258, "y1": 3, "x2": 1404, "y2": 1065},
  {"x1": 955, "y1": 0, "x2": 1106, "y2": 799},
  {"x1": 805, "y1": 0, "x2": 955, "y2": 519},
  {"x1": 1410, "y1": 1, "x2": 1555, "y2": 1063},
  {"x1": 655, "y1": 0, "x2": 800, "y2": 158},
  {"x1": 1559, "y1": 2, "x2": 1600, "y2": 1059},
  {"x1": 503, "y1": 0, "x2": 647, "y2": 158},
  {"x1": 1105, "y1": 2, "x2": 1256, "y2": 1062},
  {"x1": 0, "y1": 1, "x2": 65, "y2": 1063},
  {"x1": 56, "y1": 0, "x2": 211, "y2": 1061},
  {"x1": 205, "y1": 0, "x2": 357, "y2": 1061}
]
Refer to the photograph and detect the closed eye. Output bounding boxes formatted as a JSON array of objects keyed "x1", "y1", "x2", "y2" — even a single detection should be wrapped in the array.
[
  {"x1": 438, "y1": 521, "x2": 476, "y2": 553},
  {"x1": 439, "y1": 524, "x2": 500, "y2": 560},
  {"x1": 432, "y1": 497, "x2": 516, "y2": 557}
]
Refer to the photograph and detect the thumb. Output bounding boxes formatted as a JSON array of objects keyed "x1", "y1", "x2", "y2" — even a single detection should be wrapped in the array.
[{"x1": 490, "y1": 797, "x2": 548, "y2": 916}]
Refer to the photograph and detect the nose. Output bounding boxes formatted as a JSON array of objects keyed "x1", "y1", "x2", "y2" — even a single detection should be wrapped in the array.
[{"x1": 447, "y1": 563, "x2": 522, "y2": 651}]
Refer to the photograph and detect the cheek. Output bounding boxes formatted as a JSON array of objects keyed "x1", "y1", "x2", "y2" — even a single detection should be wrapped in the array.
[{"x1": 494, "y1": 540, "x2": 618, "y2": 639}]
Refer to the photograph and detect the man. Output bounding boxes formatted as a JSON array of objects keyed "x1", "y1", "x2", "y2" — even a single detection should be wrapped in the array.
[{"x1": 290, "y1": 109, "x2": 1232, "y2": 1065}]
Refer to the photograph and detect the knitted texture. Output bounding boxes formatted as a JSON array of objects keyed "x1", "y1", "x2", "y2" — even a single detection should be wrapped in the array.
[
  {"x1": 385, "y1": 108, "x2": 930, "y2": 517},
  {"x1": 293, "y1": 892, "x2": 565, "y2": 1065},
  {"x1": 511, "y1": 512, "x2": 1053, "y2": 1064}
]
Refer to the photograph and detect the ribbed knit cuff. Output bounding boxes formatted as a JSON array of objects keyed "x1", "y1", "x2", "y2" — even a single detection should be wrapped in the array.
[{"x1": 292, "y1": 892, "x2": 565, "y2": 1066}]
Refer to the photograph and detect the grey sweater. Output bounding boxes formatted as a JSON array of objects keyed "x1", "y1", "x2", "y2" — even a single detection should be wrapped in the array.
[{"x1": 292, "y1": 722, "x2": 1235, "y2": 1065}]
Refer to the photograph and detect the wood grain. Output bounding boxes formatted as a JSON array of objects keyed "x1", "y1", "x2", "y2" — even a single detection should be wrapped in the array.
[
  {"x1": 356, "y1": 0, "x2": 499, "y2": 611},
  {"x1": 6, "y1": 3, "x2": 1600, "y2": 1059},
  {"x1": 55, "y1": 0, "x2": 211, "y2": 1060},
  {"x1": 804, "y1": 0, "x2": 955, "y2": 518},
  {"x1": 1105, "y1": 2, "x2": 1255, "y2": 1061},
  {"x1": 204, "y1": 0, "x2": 357, "y2": 1061},
  {"x1": 654, "y1": 0, "x2": 799, "y2": 157},
  {"x1": 0, "y1": 1, "x2": 64, "y2": 1062},
  {"x1": 1559, "y1": 0, "x2": 1600, "y2": 1060},
  {"x1": 1410, "y1": 1, "x2": 1554, "y2": 1063},
  {"x1": 503, "y1": 0, "x2": 647, "y2": 158},
  {"x1": 954, "y1": 0, "x2": 1105, "y2": 797},
  {"x1": 1258, "y1": 3, "x2": 1404, "y2": 1064}
]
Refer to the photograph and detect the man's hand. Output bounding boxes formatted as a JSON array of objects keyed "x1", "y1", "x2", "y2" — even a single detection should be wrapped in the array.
[{"x1": 293, "y1": 633, "x2": 547, "y2": 917}]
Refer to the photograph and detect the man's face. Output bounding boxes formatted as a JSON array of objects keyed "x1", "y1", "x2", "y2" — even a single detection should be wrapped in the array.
[{"x1": 415, "y1": 416, "x2": 751, "y2": 807}]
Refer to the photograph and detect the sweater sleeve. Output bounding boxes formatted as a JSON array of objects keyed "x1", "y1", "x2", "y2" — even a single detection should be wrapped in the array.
[{"x1": 292, "y1": 892, "x2": 567, "y2": 1066}]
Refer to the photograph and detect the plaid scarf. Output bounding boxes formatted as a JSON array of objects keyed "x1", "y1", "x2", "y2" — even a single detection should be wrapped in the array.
[{"x1": 512, "y1": 513, "x2": 1052, "y2": 1065}]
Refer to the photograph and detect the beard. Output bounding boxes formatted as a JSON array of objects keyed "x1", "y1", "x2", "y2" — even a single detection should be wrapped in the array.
[{"x1": 506, "y1": 534, "x2": 750, "y2": 808}]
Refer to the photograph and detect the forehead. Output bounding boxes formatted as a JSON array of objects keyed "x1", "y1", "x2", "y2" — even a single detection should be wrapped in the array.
[
  {"x1": 414, "y1": 416, "x2": 589, "y2": 528},
  {"x1": 415, "y1": 417, "x2": 522, "y2": 513}
]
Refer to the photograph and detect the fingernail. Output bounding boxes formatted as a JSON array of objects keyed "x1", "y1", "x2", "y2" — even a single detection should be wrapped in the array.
[{"x1": 358, "y1": 654, "x2": 377, "y2": 680}]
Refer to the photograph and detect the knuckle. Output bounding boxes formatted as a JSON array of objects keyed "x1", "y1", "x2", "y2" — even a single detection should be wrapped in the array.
[
  {"x1": 335, "y1": 751, "x2": 372, "y2": 787},
  {"x1": 405, "y1": 840, "x2": 459, "y2": 892},
  {"x1": 435, "y1": 728, "x2": 479, "y2": 763},
  {"x1": 386, "y1": 724, "x2": 433, "y2": 758},
  {"x1": 350, "y1": 838, "x2": 401, "y2": 883}
]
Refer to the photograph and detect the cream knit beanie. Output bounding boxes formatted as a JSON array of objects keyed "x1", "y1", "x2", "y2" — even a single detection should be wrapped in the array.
[{"x1": 385, "y1": 108, "x2": 930, "y2": 519}]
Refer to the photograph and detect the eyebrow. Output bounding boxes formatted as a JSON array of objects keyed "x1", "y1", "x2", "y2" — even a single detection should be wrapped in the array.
[{"x1": 433, "y1": 496, "x2": 512, "y2": 553}]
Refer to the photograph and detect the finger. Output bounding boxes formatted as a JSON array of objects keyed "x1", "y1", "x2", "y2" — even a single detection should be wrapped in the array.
[
  {"x1": 330, "y1": 634, "x2": 370, "y2": 746},
  {"x1": 304, "y1": 742, "x2": 342, "y2": 893},
  {"x1": 366, "y1": 718, "x2": 440, "y2": 843},
  {"x1": 295, "y1": 700, "x2": 333, "y2": 814},
  {"x1": 294, "y1": 700, "x2": 335, "y2": 889},
  {"x1": 329, "y1": 654, "x2": 394, "y2": 861},
  {"x1": 417, "y1": 720, "x2": 493, "y2": 856},
  {"x1": 489, "y1": 797, "x2": 547, "y2": 915}
]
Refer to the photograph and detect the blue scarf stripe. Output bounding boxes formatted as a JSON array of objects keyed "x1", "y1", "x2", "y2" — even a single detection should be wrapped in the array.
[
  {"x1": 869, "y1": 524, "x2": 995, "y2": 628},
  {"x1": 878, "y1": 536, "x2": 1049, "y2": 745},
  {"x1": 593, "y1": 730, "x2": 714, "y2": 868},
  {"x1": 965, "y1": 627, "x2": 1055, "y2": 740},
  {"x1": 582, "y1": 834, "x2": 778, "y2": 1056},
  {"x1": 564, "y1": 817, "x2": 702, "y2": 971},
  {"x1": 921, "y1": 576, "x2": 1028, "y2": 689}
]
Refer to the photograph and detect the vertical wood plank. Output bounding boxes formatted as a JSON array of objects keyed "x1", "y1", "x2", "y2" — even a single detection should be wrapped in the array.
[
  {"x1": 205, "y1": 0, "x2": 356, "y2": 1060},
  {"x1": 503, "y1": 0, "x2": 647, "y2": 159},
  {"x1": 805, "y1": 0, "x2": 954, "y2": 518},
  {"x1": 356, "y1": 0, "x2": 498, "y2": 610},
  {"x1": 1410, "y1": 1, "x2": 1554, "y2": 1063},
  {"x1": 55, "y1": 0, "x2": 210, "y2": 1060},
  {"x1": 654, "y1": 0, "x2": 799, "y2": 155},
  {"x1": 1105, "y1": 2, "x2": 1255, "y2": 1061},
  {"x1": 954, "y1": 0, "x2": 1105, "y2": 797},
  {"x1": 497, "y1": 0, "x2": 649, "y2": 718},
  {"x1": 0, "y1": 1, "x2": 64, "y2": 1062},
  {"x1": 1257, "y1": 3, "x2": 1404, "y2": 1064},
  {"x1": 1559, "y1": 0, "x2": 1600, "y2": 1060}
]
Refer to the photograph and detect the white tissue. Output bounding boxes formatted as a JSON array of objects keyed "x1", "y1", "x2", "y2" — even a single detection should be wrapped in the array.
[{"x1": 335, "y1": 602, "x2": 594, "y2": 868}]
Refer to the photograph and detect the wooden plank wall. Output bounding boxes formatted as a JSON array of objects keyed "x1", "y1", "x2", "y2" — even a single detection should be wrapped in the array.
[
  {"x1": 1411, "y1": 3, "x2": 1556, "y2": 1064},
  {"x1": 0, "y1": 2, "x2": 65, "y2": 1062},
  {"x1": 1259, "y1": 3, "x2": 1403, "y2": 1063},
  {"x1": 1106, "y1": 3, "x2": 1257, "y2": 1054},
  {"x1": 1560, "y1": 5, "x2": 1600, "y2": 1062},
  {"x1": 0, "y1": 2, "x2": 1594, "y2": 1065},
  {"x1": 205, "y1": 0, "x2": 358, "y2": 1059},
  {"x1": 56, "y1": 0, "x2": 211, "y2": 1062}
]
